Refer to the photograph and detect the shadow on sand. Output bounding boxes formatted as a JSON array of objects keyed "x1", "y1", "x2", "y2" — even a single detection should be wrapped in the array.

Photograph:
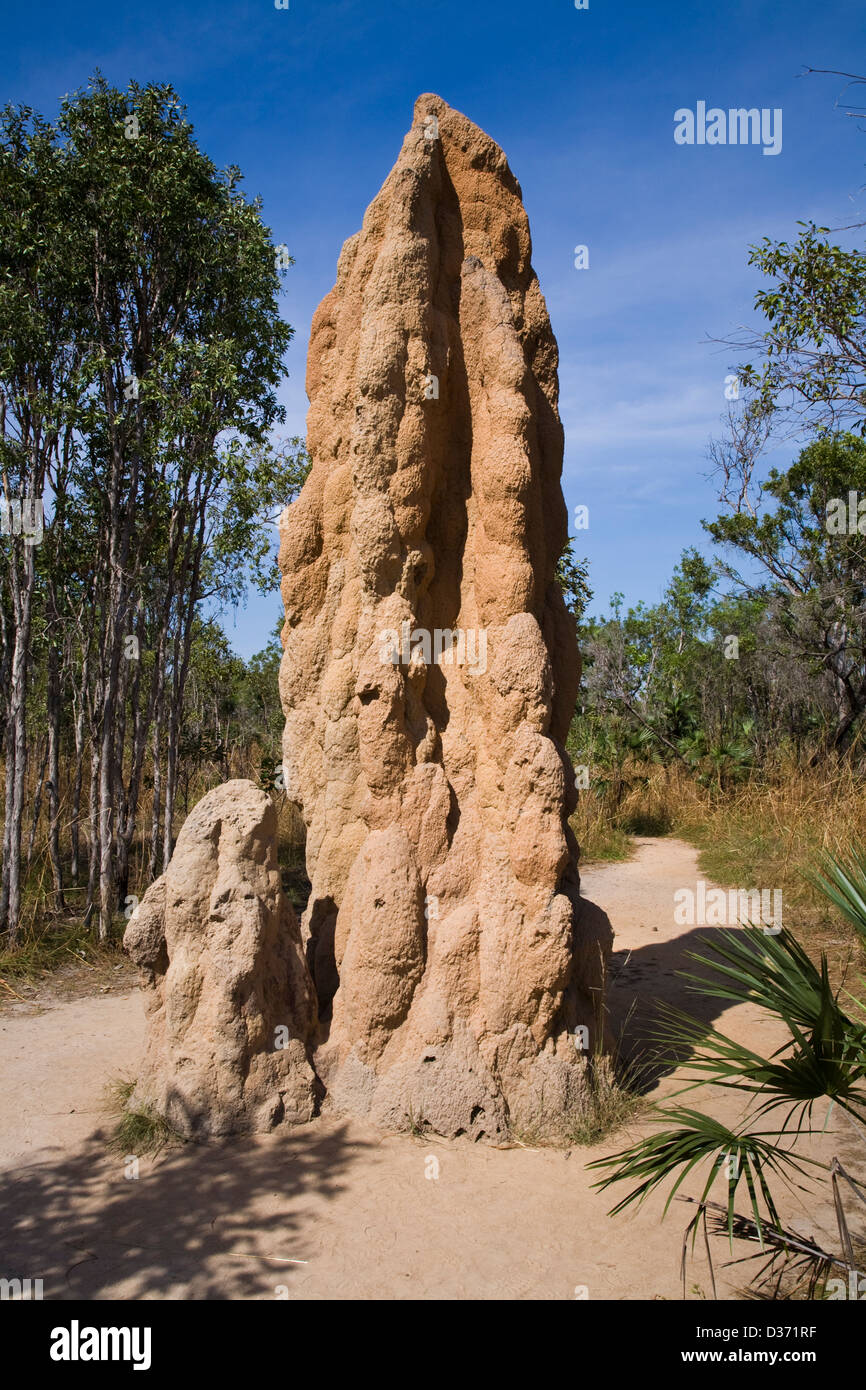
[
  {"x1": 1, "y1": 1118, "x2": 374, "y2": 1300},
  {"x1": 580, "y1": 893, "x2": 766, "y2": 1094}
]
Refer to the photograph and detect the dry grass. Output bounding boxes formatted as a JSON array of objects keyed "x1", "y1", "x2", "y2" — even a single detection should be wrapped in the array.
[
  {"x1": 674, "y1": 759, "x2": 866, "y2": 977},
  {"x1": 574, "y1": 753, "x2": 866, "y2": 972},
  {"x1": 0, "y1": 916, "x2": 128, "y2": 987},
  {"x1": 106, "y1": 1078, "x2": 186, "y2": 1156},
  {"x1": 571, "y1": 795, "x2": 634, "y2": 865},
  {"x1": 8, "y1": 735, "x2": 866, "y2": 992},
  {"x1": 505, "y1": 1051, "x2": 650, "y2": 1150},
  {"x1": 571, "y1": 764, "x2": 674, "y2": 865},
  {"x1": 1, "y1": 741, "x2": 309, "y2": 968}
]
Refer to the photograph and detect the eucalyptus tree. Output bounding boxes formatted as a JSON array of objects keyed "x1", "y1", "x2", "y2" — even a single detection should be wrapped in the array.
[
  {"x1": 58, "y1": 76, "x2": 294, "y2": 935},
  {"x1": 736, "y1": 223, "x2": 866, "y2": 439},
  {"x1": 0, "y1": 76, "x2": 296, "y2": 942},
  {"x1": 0, "y1": 104, "x2": 84, "y2": 942},
  {"x1": 705, "y1": 434, "x2": 866, "y2": 756}
]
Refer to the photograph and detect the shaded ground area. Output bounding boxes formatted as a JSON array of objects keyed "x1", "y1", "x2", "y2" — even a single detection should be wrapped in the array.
[{"x1": 0, "y1": 837, "x2": 861, "y2": 1300}]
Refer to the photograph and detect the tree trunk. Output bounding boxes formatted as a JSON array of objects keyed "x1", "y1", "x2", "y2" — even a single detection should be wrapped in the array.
[
  {"x1": 26, "y1": 737, "x2": 48, "y2": 869},
  {"x1": 70, "y1": 704, "x2": 85, "y2": 884},
  {"x1": 149, "y1": 709, "x2": 163, "y2": 882},
  {"x1": 1, "y1": 541, "x2": 35, "y2": 945},
  {"x1": 46, "y1": 643, "x2": 65, "y2": 910},
  {"x1": 84, "y1": 737, "x2": 100, "y2": 928}
]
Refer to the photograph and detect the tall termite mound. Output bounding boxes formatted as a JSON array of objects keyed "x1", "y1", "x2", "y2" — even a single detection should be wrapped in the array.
[{"x1": 279, "y1": 93, "x2": 610, "y2": 1139}]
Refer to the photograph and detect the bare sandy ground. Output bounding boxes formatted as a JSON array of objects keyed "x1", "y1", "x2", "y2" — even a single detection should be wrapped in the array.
[{"x1": 0, "y1": 837, "x2": 861, "y2": 1300}]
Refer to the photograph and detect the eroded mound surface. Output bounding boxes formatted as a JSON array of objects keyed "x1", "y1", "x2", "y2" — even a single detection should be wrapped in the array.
[
  {"x1": 125, "y1": 780, "x2": 318, "y2": 1137},
  {"x1": 278, "y1": 94, "x2": 610, "y2": 1139}
]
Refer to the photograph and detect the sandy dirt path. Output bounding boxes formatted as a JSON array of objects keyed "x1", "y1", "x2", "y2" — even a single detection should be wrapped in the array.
[{"x1": 0, "y1": 837, "x2": 861, "y2": 1300}]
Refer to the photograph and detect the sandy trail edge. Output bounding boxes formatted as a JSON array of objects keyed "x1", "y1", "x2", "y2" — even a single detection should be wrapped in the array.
[{"x1": 0, "y1": 836, "x2": 861, "y2": 1300}]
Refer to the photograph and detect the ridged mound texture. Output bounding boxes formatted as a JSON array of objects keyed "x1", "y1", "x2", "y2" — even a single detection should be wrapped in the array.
[
  {"x1": 277, "y1": 94, "x2": 610, "y2": 1140},
  {"x1": 124, "y1": 781, "x2": 319, "y2": 1137}
]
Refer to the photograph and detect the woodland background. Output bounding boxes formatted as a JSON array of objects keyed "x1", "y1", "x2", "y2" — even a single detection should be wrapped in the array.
[{"x1": 3, "y1": 75, "x2": 866, "y2": 974}]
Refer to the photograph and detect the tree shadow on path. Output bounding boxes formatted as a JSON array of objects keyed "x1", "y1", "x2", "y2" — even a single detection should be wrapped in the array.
[
  {"x1": 580, "y1": 895, "x2": 776, "y2": 1095},
  {"x1": 1, "y1": 1118, "x2": 373, "y2": 1300}
]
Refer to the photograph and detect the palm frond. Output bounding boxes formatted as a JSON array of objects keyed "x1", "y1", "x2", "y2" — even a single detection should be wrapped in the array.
[
  {"x1": 809, "y1": 848, "x2": 866, "y2": 951},
  {"x1": 680, "y1": 927, "x2": 832, "y2": 1030},
  {"x1": 589, "y1": 1109, "x2": 819, "y2": 1246}
]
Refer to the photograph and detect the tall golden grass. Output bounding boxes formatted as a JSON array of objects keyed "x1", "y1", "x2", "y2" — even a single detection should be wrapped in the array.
[
  {"x1": 572, "y1": 753, "x2": 866, "y2": 962},
  {"x1": 7, "y1": 738, "x2": 866, "y2": 976},
  {"x1": 2, "y1": 741, "x2": 304, "y2": 936}
]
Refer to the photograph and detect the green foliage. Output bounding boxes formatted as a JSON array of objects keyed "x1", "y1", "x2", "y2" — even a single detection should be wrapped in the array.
[
  {"x1": 209, "y1": 436, "x2": 312, "y2": 603},
  {"x1": 576, "y1": 201, "x2": 866, "y2": 787},
  {"x1": 177, "y1": 615, "x2": 291, "y2": 792},
  {"x1": 576, "y1": 547, "x2": 757, "y2": 780},
  {"x1": 556, "y1": 539, "x2": 593, "y2": 621},
  {"x1": 593, "y1": 1108, "x2": 814, "y2": 1236},
  {"x1": 739, "y1": 222, "x2": 866, "y2": 436},
  {"x1": 574, "y1": 433, "x2": 866, "y2": 780},
  {"x1": 0, "y1": 75, "x2": 308, "y2": 941},
  {"x1": 809, "y1": 848, "x2": 866, "y2": 952}
]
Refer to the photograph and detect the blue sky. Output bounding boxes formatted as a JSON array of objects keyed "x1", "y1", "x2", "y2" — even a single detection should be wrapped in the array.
[{"x1": 4, "y1": 0, "x2": 865, "y2": 656}]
